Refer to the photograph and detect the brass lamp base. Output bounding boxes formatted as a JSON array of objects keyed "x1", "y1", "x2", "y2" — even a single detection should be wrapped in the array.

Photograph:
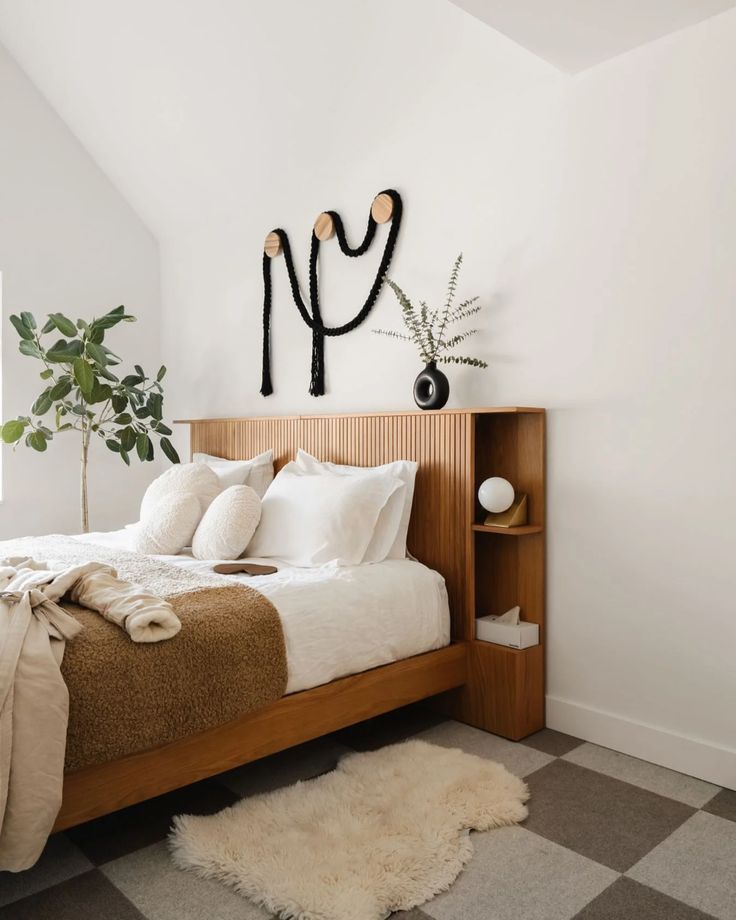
[{"x1": 484, "y1": 493, "x2": 528, "y2": 528}]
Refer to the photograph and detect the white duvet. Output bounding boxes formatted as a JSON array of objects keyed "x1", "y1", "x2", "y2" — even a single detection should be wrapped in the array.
[{"x1": 77, "y1": 529, "x2": 451, "y2": 694}]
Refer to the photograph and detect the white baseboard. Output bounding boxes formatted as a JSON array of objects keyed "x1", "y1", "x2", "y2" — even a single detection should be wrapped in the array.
[{"x1": 546, "y1": 696, "x2": 736, "y2": 790}]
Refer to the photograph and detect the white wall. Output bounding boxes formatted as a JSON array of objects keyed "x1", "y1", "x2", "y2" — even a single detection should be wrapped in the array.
[
  {"x1": 0, "y1": 42, "x2": 162, "y2": 537},
  {"x1": 0, "y1": 1, "x2": 734, "y2": 784},
  {"x1": 165, "y1": 7, "x2": 736, "y2": 785}
]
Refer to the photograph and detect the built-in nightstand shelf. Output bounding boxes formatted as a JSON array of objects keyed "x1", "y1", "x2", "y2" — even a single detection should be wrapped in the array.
[
  {"x1": 471, "y1": 524, "x2": 543, "y2": 535},
  {"x1": 443, "y1": 408, "x2": 546, "y2": 741}
]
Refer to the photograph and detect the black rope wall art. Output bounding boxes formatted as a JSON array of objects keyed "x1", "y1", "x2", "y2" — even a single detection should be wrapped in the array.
[{"x1": 260, "y1": 188, "x2": 403, "y2": 397}]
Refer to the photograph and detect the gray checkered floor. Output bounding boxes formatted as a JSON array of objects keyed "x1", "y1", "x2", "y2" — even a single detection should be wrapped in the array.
[{"x1": 2, "y1": 707, "x2": 735, "y2": 919}]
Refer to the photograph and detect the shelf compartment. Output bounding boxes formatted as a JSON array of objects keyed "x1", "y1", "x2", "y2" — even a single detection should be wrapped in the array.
[{"x1": 446, "y1": 641, "x2": 544, "y2": 739}]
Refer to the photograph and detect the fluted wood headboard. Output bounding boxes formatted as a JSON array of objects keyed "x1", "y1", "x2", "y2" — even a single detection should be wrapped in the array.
[{"x1": 175, "y1": 408, "x2": 544, "y2": 642}]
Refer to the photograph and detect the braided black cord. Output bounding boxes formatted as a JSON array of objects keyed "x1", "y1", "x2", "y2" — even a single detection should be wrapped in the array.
[
  {"x1": 260, "y1": 189, "x2": 403, "y2": 396},
  {"x1": 308, "y1": 232, "x2": 325, "y2": 395},
  {"x1": 327, "y1": 209, "x2": 377, "y2": 257},
  {"x1": 259, "y1": 251, "x2": 273, "y2": 395}
]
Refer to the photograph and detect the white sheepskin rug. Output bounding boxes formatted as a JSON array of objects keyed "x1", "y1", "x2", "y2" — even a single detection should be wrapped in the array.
[{"x1": 169, "y1": 739, "x2": 529, "y2": 920}]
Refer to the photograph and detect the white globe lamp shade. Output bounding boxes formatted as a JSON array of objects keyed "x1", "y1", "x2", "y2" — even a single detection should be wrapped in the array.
[{"x1": 478, "y1": 477, "x2": 515, "y2": 514}]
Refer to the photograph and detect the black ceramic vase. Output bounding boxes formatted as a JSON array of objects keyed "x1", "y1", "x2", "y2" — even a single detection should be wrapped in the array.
[{"x1": 413, "y1": 361, "x2": 450, "y2": 410}]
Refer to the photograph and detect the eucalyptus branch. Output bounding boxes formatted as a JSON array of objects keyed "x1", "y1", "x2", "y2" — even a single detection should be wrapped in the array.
[{"x1": 374, "y1": 254, "x2": 487, "y2": 372}]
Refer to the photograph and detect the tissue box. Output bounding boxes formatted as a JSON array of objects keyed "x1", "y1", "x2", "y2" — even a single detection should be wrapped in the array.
[{"x1": 476, "y1": 614, "x2": 539, "y2": 649}]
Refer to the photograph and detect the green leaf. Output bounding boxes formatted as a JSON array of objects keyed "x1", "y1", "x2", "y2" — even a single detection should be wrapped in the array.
[
  {"x1": 40, "y1": 369, "x2": 54, "y2": 380},
  {"x1": 113, "y1": 413, "x2": 132, "y2": 425},
  {"x1": 105, "y1": 439, "x2": 121, "y2": 453},
  {"x1": 153, "y1": 422, "x2": 172, "y2": 436},
  {"x1": 159, "y1": 437, "x2": 180, "y2": 464},
  {"x1": 19, "y1": 340, "x2": 42, "y2": 359},
  {"x1": 156, "y1": 365, "x2": 167, "y2": 382},
  {"x1": 73, "y1": 358, "x2": 95, "y2": 397},
  {"x1": 136, "y1": 433, "x2": 152, "y2": 462},
  {"x1": 96, "y1": 365, "x2": 119, "y2": 382},
  {"x1": 121, "y1": 375, "x2": 143, "y2": 387},
  {"x1": 49, "y1": 378, "x2": 73, "y2": 401},
  {"x1": 93, "y1": 311, "x2": 127, "y2": 331},
  {"x1": 9, "y1": 315, "x2": 34, "y2": 341},
  {"x1": 32, "y1": 391, "x2": 53, "y2": 416},
  {"x1": 120, "y1": 449, "x2": 131, "y2": 466},
  {"x1": 26, "y1": 430, "x2": 48, "y2": 452},
  {"x1": 85, "y1": 342, "x2": 108, "y2": 366},
  {"x1": 47, "y1": 339, "x2": 83, "y2": 362},
  {"x1": 49, "y1": 313, "x2": 78, "y2": 337},
  {"x1": 88, "y1": 324, "x2": 105, "y2": 345},
  {"x1": 20, "y1": 311, "x2": 37, "y2": 331},
  {"x1": 134, "y1": 365, "x2": 145, "y2": 379},
  {"x1": 41, "y1": 318, "x2": 56, "y2": 334},
  {"x1": 111, "y1": 394, "x2": 128, "y2": 414},
  {"x1": 147, "y1": 393, "x2": 163, "y2": 421},
  {"x1": 1, "y1": 420, "x2": 26, "y2": 443},
  {"x1": 89, "y1": 381, "x2": 113, "y2": 405},
  {"x1": 120, "y1": 427, "x2": 136, "y2": 452}
]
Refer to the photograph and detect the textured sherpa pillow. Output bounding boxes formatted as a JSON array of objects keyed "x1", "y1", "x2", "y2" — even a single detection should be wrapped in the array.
[
  {"x1": 134, "y1": 491, "x2": 202, "y2": 555},
  {"x1": 140, "y1": 463, "x2": 221, "y2": 520},
  {"x1": 191, "y1": 485, "x2": 262, "y2": 560}
]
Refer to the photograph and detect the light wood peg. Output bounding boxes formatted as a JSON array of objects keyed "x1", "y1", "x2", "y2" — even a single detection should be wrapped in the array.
[
  {"x1": 371, "y1": 192, "x2": 394, "y2": 224},
  {"x1": 264, "y1": 231, "x2": 282, "y2": 258},
  {"x1": 314, "y1": 212, "x2": 335, "y2": 241}
]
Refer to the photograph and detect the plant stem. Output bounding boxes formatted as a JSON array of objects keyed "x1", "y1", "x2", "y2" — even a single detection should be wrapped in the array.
[{"x1": 80, "y1": 420, "x2": 90, "y2": 533}]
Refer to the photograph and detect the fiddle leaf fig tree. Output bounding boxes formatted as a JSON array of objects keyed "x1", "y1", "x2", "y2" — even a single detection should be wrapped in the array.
[{"x1": 2, "y1": 306, "x2": 180, "y2": 533}]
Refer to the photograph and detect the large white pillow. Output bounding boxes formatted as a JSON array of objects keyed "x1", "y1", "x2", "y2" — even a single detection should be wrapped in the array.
[
  {"x1": 192, "y1": 450, "x2": 274, "y2": 498},
  {"x1": 192, "y1": 485, "x2": 261, "y2": 560},
  {"x1": 245, "y1": 463, "x2": 402, "y2": 566},
  {"x1": 140, "y1": 463, "x2": 221, "y2": 520},
  {"x1": 295, "y1": 450, "x2": 418, "y2": 560},
  {"x1": 134, "y1": 491, "x2": 202, "y2": 556}
]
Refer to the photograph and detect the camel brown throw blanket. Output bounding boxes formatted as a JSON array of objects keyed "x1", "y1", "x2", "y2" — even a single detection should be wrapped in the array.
[{"x1": 0, "y1": 536, "x2": 288, "y2": 773}]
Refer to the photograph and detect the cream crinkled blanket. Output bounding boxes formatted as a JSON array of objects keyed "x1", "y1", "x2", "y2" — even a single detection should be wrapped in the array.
[
  {"x1": 0, "y1": 555, "x2": 179, "y2": 871},
  {"x1": 0, "y1": 535, "x2": 287, "y2": 873}
]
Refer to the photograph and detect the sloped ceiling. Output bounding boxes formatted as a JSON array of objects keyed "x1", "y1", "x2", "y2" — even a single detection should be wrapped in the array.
[
  {"x1": 0, "y1": 0, "x2": 554, "y2": 240},
  {"x1": 451, "y1": 0, "x2": 736, "y2": 71}
]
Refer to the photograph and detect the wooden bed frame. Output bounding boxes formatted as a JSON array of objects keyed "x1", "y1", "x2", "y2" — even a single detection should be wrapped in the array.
[{"x1": 54, "y1": 407, "x2": 545, "y2": 831}]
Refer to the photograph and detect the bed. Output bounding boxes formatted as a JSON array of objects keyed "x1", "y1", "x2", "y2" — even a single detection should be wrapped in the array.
[
  {"x1": 78, "y1": 527, "x2": 451, "y2": 695},
  {"x1": 48, "y1": 407, "x2": 544, "y2": 833}
]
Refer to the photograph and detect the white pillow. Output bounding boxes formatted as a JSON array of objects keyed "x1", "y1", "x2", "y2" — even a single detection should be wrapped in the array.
[
  {"x1": 245, "y1": 463, "x2": 402, "y2": 566},
  {"x1": 295, "y1": 450, "x2": 418, "y2": 560},
  {"x1": 141, "y1": 463, "x2": 221, "y2": 520},
  {"x1": 192, "y1": 450, "x2": 274, "y2": 498},
  {"x1": 134, "y1": 491, "x2": 202, "y2": 555},
  {"x1": 192, "y1": 485, "x2": 261, "y2": 561}
]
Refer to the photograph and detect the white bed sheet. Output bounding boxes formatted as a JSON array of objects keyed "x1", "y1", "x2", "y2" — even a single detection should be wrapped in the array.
[{"x1": 76, "y1": 528, "x2": 451, "y2": 694}]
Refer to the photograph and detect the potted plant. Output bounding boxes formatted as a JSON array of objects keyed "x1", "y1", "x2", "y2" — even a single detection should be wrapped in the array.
[
  {"x1": 373, "y1": 254, "x2": 487, "y2": 409},
  {"x1": 1, "y1": 306, "x2": 179, "y2": 532}
]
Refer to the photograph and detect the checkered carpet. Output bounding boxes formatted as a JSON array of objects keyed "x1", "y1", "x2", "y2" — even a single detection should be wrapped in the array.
[{"x1": 1, "y1": 707, "x2": 734, "y2": 920}]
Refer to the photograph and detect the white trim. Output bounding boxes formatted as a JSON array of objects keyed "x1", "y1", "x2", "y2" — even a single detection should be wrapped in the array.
[{"x1": 546, "y1": 696, "x2": 736, "y2": 790}]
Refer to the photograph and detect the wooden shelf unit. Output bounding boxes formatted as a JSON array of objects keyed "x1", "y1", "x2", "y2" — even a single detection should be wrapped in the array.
[{"x1": 444, "y1": 409, "x2": 546, "y2": 740}]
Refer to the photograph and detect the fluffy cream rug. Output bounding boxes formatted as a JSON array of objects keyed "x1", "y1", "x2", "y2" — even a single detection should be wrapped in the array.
[{"x1": 169, "y1": 739, "x2": 529, "y2": 920}]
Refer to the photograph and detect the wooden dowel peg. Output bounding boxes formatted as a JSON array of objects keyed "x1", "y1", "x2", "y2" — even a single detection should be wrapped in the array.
[
  {"x1": 264, "y1": 231, "x2": 282, "y2": 258},
  {"x1": 314, "y1": 212, "x2": 335, "y2": 241},
  {"x1": 371, "y1": 192, "x2": 394, "y2": 224}
]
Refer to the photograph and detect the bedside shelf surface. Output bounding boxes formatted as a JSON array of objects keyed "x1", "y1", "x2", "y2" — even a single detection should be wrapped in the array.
[{"x1": 472, "y1": 524, "x2": 543, "y2": 535}]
